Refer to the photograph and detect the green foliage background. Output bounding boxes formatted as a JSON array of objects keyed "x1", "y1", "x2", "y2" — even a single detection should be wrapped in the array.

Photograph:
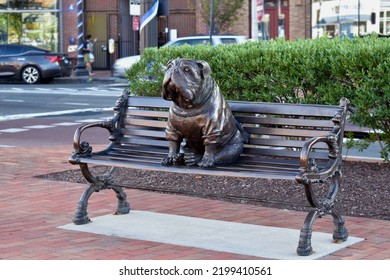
[{"x1": 126, "y1": 36, "x2": 390, "y2": 160}]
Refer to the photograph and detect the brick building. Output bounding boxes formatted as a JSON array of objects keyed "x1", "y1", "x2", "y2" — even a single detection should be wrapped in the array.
[{"x1": 1, "y1": 0, "x2": 310, "y2": 70}]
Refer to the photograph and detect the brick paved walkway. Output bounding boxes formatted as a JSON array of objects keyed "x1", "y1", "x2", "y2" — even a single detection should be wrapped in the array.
[{"x1": 0, "y1": 145, "x2": 389, "y2": 260}]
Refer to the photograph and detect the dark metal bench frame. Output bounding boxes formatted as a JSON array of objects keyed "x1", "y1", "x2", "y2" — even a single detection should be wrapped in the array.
[{"x1": 69, "y1": 90, "x2": 351, "y2": 256}]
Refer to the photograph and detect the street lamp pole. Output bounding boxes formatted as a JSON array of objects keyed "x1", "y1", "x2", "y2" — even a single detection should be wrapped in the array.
[
  {"x1": 357, "y1": 0, "x2": 361, "y2": 36},
  {"x1": 74, "y1": 0, "x2": 88, "y2": 76},
  {"x1": 209, "y1": 0, "x2": 214, "y2": 44}
]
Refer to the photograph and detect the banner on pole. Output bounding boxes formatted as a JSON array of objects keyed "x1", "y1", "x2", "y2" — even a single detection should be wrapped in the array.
[
  {"x1": 139, "y1": 0, "x2": 159, "y2": 32},
  {"x1": 256, "y1": 0, "x2": 264, "y2": 22}
]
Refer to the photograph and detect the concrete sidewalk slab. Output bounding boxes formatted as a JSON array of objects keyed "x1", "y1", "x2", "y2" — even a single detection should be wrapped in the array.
[{"x1": 59, "y1": 210, "x2": 364, "y2": 260}]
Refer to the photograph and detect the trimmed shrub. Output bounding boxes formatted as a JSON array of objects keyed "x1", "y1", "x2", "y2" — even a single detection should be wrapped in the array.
[{"x1": 126, "y1": 36, "x2": 390, "y2": 160}]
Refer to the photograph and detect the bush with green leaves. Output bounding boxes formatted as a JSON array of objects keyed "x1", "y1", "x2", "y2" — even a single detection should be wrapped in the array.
[{"x1": 126, "y1": 36, "x2": 390, "y2": 161}]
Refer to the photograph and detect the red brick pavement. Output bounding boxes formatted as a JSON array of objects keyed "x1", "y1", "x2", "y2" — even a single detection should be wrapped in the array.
[{"x1": 1, "y1": 145, "x2": 389, "y2": 260}]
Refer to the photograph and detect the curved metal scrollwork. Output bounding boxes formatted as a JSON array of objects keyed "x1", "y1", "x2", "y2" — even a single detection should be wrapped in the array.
[
  {"x1": 69, "y1": 90, "x2": 132, "y2": 225},
  {"x1": 296, "y1": 98, "x2": 350, "y2": 256}
]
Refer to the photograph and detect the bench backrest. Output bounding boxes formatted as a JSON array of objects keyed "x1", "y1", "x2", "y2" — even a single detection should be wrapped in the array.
[{"x1": 114, "y1": 92, "x2": 348, "y2": 162}]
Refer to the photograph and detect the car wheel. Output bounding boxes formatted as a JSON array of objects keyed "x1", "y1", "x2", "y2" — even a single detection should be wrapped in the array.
[{"x1": 21, "y1": 66, "x2": 41, "y2": 84}]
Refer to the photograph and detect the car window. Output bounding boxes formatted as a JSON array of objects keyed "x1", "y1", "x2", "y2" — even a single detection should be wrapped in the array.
[
  {"x1": 171, "y1": 38, "x2": 210, "y2": 46},
  {"x1": 219, "y1": 38, "x2": 239, "y2": 44},
  {"x1": 2, "y1": 45, "x2": 24, "y2": 55}
]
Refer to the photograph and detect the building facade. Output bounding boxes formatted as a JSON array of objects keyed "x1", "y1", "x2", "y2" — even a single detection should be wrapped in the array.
[{"x1": 1, "y1": 0, "x2": 389, "y2": 70}]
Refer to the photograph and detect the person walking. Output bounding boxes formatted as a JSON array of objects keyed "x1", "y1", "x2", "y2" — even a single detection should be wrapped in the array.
[{"x1": 81, "y1": 34, "x2": 96, "y2": 79}]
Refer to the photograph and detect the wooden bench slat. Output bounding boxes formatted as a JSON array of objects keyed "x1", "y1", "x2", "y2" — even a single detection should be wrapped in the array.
[
  {"x1": 124, "y1": 118, "x2": 168, "y2": 128},
  {"x1": 79, "y1": 154, "x2": 299, "y2": 180},
  {"x1": 236, "y1": 115, "x2": 333, "y2": 128},
  {"x1": 244, "y1": 126, "x2": 331, "y2": 138},
  {"x1": 248, "y1": 137, "x2": 329, "y2": 149},
  {"x1": 229, "y1": 101, "x2": 338, "y2": 117},
  {"x1": 121, "y1": 128, "x2": 166, "y2": 138},
  {"x1": 126, "y1": 109, "x2": 169, "y2": 118},
  {"x1": 119, "y1": 137, "x2": 168, "y2": 148},
  {"x1": 243, "y1": 146, "x2": 329, "y2": 160}
]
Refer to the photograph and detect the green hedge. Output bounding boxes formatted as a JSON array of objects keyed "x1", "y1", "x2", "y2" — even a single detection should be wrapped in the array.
[{"x1": 126, "y1": 36, "x2": 390, "y2": 160}]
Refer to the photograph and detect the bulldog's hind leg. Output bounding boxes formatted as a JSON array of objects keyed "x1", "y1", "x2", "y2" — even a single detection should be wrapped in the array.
[{"x1": 214, "y1": 143, "x2": 244, "y2": 165}]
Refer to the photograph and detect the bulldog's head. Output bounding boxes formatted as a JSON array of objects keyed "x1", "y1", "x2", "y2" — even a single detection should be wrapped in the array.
[{"x1": 162, "y1": 59, "x2": 214, "y2": 109}]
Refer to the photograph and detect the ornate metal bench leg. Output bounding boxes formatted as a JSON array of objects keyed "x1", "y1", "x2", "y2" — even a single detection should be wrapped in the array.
[
  {"x1": 72, "y1": 184, "x2": 98, "y2": 225},
  {"x1": 332, "y1": 209, "x2": 348, "y2": 243},
  {"x1": 297, "y1": 210, "x2": 320, "y2": 256},
  {"x1": 112, "y1": 186, "x2": 130, "y2": 215}
]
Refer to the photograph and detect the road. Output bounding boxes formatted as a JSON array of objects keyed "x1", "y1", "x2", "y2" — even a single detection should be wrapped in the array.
[{"x1": 0, "y1": 82, "x2": 125, "y2": 147}]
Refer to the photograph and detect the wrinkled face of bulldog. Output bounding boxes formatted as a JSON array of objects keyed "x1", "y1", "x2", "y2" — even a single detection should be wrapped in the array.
[{"x1": 162, "y1": 59, "x2": 212, "y2": 109}]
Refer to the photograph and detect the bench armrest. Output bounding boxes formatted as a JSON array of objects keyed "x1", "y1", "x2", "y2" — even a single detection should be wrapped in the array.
[
  {"x1": 69, "y1": 90, "x2": 131, "y2": 164},
  {"x1": 296, "y1": 97, "x2": 350, "y2": 184},
  {"x1": 69, "y1": 117, "x2": 119, "y2": 164},
  {"x1": 296, "y1": 134, "x2": 342, "y2": 184}
]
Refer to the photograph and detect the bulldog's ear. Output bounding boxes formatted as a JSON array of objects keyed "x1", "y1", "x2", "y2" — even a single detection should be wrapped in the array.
[{"x1": 195, "y1": 60, "x2": 211, "y2": 79}]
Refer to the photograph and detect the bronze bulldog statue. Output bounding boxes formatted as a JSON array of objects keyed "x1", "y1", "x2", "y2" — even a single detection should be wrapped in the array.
[{"x1": 161, "y1": 58, "x2": 248, "y2": 167}]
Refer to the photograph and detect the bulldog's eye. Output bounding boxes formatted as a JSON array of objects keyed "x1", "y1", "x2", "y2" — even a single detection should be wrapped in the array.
[{"x1": 183, "y1": 67, "x2": 190, "y2": 73}]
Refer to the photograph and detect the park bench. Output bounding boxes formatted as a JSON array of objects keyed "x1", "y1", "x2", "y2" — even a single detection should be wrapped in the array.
[{"x1": 69, "y1": 90, "x2": 351, "y2": 256}]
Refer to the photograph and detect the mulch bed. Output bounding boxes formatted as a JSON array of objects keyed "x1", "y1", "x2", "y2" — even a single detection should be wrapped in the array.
[{"x1": 39, "y1": 160, "x2": 390, "y2": 221}]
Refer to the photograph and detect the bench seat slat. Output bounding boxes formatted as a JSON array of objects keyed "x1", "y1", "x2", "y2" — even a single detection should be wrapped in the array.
[
  {"x1": 78, "y1": 153, "x2": 299, "y2": 180},
  {"x1": 107, "y1": 149, "x2": 301, "y2": 171}
]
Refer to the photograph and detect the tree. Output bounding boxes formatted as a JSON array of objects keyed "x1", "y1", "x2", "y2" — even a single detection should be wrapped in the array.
[{"x1": 200, "y1": 0, "x2": 245, "y2": 34}]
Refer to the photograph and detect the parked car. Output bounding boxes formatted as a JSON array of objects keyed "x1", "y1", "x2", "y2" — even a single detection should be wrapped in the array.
[
  {"x1": 0, "y1": 44, "x2": 72, "y2": 84},
  {"x1": 112, "y1": 55, "x2": 141, "y2": 79},
  {"x1": 112, "y1": 35, "x2": 248, "y2": 78},
  {"x1": 163, "y1": 35, "x2": 248, "y2": 47}
]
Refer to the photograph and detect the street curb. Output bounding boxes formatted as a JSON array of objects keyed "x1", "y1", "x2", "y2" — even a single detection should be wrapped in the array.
[{"x1": 53, "y1": 76, "x2": 128, "y2": 85}]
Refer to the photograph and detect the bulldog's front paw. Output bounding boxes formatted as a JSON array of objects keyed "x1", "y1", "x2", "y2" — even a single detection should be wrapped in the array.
[
  {"x1": 183, "y1": 153, "x2": 202, "y2": 166},
  {"x1": 197, "y1": 155, "x2": 215, "y2": 168},
  {"x1": 161, "y1": 153, "x2": 184, "y2": 166}
]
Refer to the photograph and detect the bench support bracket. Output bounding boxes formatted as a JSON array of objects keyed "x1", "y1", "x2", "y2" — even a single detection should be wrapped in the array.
[
  {"x1": 297, "y1": 170, "x2": 348, "y2": 256},
  {"x1": 72, "y1": 164, "x2": 130, "y2": 225}
]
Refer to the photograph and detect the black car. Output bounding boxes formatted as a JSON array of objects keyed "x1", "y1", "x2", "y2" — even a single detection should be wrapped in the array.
[{"x1": 0, "y1": 44, "x2": 72, "y2": 84}]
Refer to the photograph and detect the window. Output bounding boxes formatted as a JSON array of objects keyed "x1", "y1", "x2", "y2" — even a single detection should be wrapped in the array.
[
  {"x1": 379, "y1": 9, "x2": 390, "y2": 35},
  {"x1": 0, "y1": 0, "x2": 59, "y2": 51},
  {"x1": 3, "y1": 0, "x2": 58, "y2": 10},
  {"x1": 219, "y1": 38, "x2": 237, "y2": 44}
]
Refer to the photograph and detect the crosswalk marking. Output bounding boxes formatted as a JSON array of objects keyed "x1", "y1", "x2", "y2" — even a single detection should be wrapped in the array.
[
  {"x1": 0, "y1": 128, "x2": 30, "y2": 133},
  {"x1": 2, "y1": 99, "x2": 25, "y2": 102},
  {"x1": 0, "y1": 86, "x2": 124, "y2": 96},
  {"x1": 0, "y1": 117, "x2": 113, "y2": 136},
  {"x1": 11, "y1": 88, "x2": 24, "y2": 92},
  {"x1": 64, "y1": 102, "x2": 90, "y2": 106},
  {"x1": 23, "y1": 125, "x2": 55, "y2": 129}
]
